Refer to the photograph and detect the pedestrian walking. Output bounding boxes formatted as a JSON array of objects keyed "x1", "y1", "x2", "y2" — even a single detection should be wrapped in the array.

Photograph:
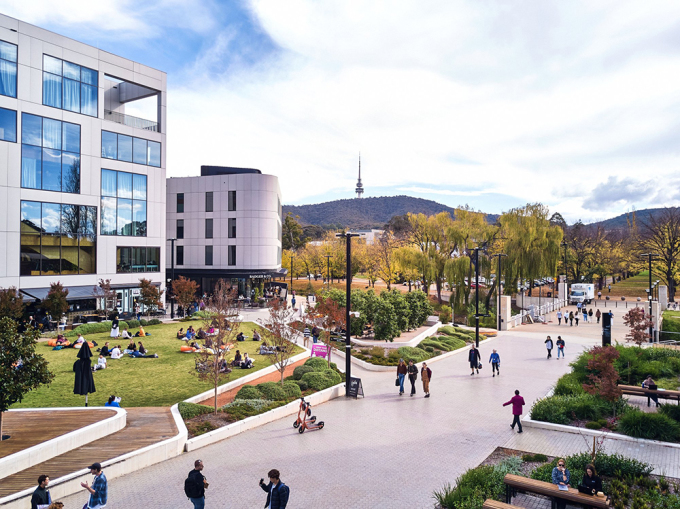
[
  {"x1": 598, "y1": 291, "x2": 602, "y2": 300},
  {"x1": 31, "y1": 474, "x2": 51, "y2": 509},
  {"x1": 556, "y1": 310, "x2": 562, "y2": 325},
  {"x1": 184, "y1": 459, "x2": 207, "y2": 509},
  {"x1": 556, "y1": 336, "x2": 565, "y2": 359},
  {"x1": 407, "y1": 360, "x2": 418, "y2": 396},
  {"x1": 575, "y1": 314, "x2": 579, "y2": 326},
  {"x1": 576, "y1": 301, "x2": 582, "y2": 314},
  {"x1": 596, "y1": 309, "x2": 601, "y2": 324},
  {"x1": 311, "y1": 326, "x2": 319, "y2": 344},
  {"x1": 259, "y1": 469, "x2": 289, "y2": 509},
  {"x1": 608, "y1": 284, "x2": 611, "y2": 293},
  {"x1": 544, "y1": 336, "x2": 553, "y2": 359},
  {"x1": 468, "y1": 345, "x2": 481, "y2": 375},
  {"x1": 569, "y1": 311, "x2": 574, "y2": 326},
  {"x1": 421, "y1": 362, "x2": 432, "y2": 397},
  {"x1": 503, "y1": 389, "x2": 525, "y2": 433},
  {"x1": 396, "y1": 359, "x2": 407, "y2": 395},
  {"x1": 291, "y1": 295, "x2": 296, "y2": 309},
  {"x1": 489, "y1": 349, "x2": 500, "y2": 376},
  {"x1": 303, "y1": 326, "x2": 310, "y2": 346},
  {"x1": 582, "y1": 309, "x2": 588, "y2": 323},
  {"x1": 80, "y1": 462, "x2": 107, "y2": 509},
  {"x1": 588, "y1": 309, "x2": 593, "y2": 322}
]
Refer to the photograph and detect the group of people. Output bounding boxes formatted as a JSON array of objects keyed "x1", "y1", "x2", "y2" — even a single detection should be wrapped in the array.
[
  {"x1": 544, "y1": 336, "x2": 566, "y2": 359},
  {"x1": 396, "y1": 359, "x2": 432, "y2": 397},
  {"x1": 303, "y1": 326, "x2": 321, "y2": 344},
  {"x1": 97, "y1": 338, "x2": 158, "y2": 361},
  {"x1": 31, "y1": 462, "x2": 106, "y2": 509},
  {"x1": 549, "y1": 459, "x2": 604, "y2": 508},
  {"x1": 556, "y1": 307, "x2": 601, "y2": 326},
  {"x1": 231, "y1": 350, "x2": 254, "y2": 369}
]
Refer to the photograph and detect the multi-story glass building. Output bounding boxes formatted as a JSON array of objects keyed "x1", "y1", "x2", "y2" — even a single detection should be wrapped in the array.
[
  {"x1": 166, "y1": 166, "x2": 283, "y2": 298},
  {"x1": 0, "y1": 14, "x2": 166, "y2": 315}
]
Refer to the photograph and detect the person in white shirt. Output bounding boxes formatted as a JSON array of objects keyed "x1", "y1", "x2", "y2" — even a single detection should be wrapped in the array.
[
  {"x1": 121, "y1": 328, "x2": 132, "y2": 339},
  {"x1": 74, "y1": 334, "x2": 85, "y2": 348},
  {"x1": 556, "y1": 310, "x2": 562, "y2": 325},
  {"x1": 94, "y1": 354, "x2": 107, "y2": 371},
  {"x1": 110, "y1": 346, "x2": 123, "y2": 359}
]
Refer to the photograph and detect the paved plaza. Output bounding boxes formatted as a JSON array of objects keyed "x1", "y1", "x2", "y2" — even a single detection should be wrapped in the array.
[{"x1": 57, "y1": 305, "x2": 673, "y2": 508}]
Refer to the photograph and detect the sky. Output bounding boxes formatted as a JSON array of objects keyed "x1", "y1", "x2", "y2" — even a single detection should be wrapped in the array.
[{"x1": 3, "y1": 0, "x2": 680, "y2": 223}]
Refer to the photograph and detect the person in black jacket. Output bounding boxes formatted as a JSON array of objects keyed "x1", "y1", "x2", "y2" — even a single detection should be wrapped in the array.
[
  {"x1": 185, "y1": 460, "x2": 207, "y2": 509},
  {"x1": 469, "y1": 346, "x2": 481, "y2": 375},
  {"x1": 407, "y1": 360, "x2": 418, "y2": 396},
  {"x1": 31, "y1": 474, "x2": 51, "y2": 509},
  {"x1": 581, "y1": 464, "x2": 603, "y2": 494},
  {"x1": 259, "y1": 469, "x2": 289, "y2": 509}
]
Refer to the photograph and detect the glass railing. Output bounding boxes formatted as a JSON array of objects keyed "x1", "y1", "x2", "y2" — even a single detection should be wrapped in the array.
[{"x1": 104, "y1": 110, "x2": 159, "y2": 132}]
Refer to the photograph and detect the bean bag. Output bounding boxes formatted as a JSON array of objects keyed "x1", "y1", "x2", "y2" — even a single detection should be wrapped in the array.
[
  {"x1": 47, "y1": 339, "x2": 57, "y2": 347},
  {"x1": 180, "y1": 345, "x2": 197, "y2": 353}
]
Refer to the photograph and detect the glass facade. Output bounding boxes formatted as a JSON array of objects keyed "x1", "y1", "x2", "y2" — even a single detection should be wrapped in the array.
[
  {"x1": 176, "y1": 219, "x2": 184, "y2": 239},
  {"x1": 42, "y1": 55, "x2": 98, "y2": 116},
  {"x1": 21, "y1": 113, "x2": 81, "y2": 193},
  {"x1": 100, "y1": 169, "x2": 147, "y2": 236},
  {"x1": 20, "y1": 200, "x2": 96, "y2": 276},
  {"x1": 0, "y1": 107, "x2": 16, "y2": 142},
  {"x1": 101, "y1": 130, "x2": 161, "y2": 167},
  {"x1": 0, "y1": 40, "x2": 17, "y2": 98},
  {"x1": 177, "y1": 193, "x2": 184, "y2": 213},
  {"x1": 116, "y1": 247, "x2": 160, "y2": 273}
]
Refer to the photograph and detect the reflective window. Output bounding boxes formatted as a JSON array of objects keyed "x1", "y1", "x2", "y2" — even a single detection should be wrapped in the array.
[
  {"x1": 206, "y1": 192, "x2": 213, "y2": 212},
  {"x1": 228, "y1": 190, "x2": 236, "y2": 211},
  {"x1": 228, "y1": 218, "x2": 236, "y2": 238},
  {"x1": 205, "y1": 218, "x2": 213, "y2": 239},
  {"x1": 42, "y1": 55, "x2": 98, "y2": 117},
  {"x1": 176, "y1": 245, "x2": 184, "y2": 265},
  {"x1": 0, "y1": 40, "x2": 17, "y2": 98},
  {"x1": 21, "y1": 113, "x2": 80, "y2": 193},
  {"x1": 176, "y1": 219, "x2": 184, "y2": 239},
  {"x1": 228, "y1": 245, "x2": 236, "y2": 266},
  {"x1": 177, "y1": 193, "x2": 184, "y2": 213},
  {"x1": 100, "y1": 169, "x2": 147, "y2": 236},
  {"x1": 20, "y1": 200, "x2": 97, "y2": 275},
  {"x1": 205, "y1": 245, "x2": 213, "y2": 266},
  {"x1": 0, "y1": 107, "x2": 16, "y2": 142},
  {"x1": 101, "y1": 130, "x2": 161, "y2": 167},
  {"x1": 116, "y1": 247, "x2": 160, "y2": 273}
]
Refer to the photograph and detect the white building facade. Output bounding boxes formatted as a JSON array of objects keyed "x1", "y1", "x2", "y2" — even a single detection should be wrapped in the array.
[
  {"x1": 166, "y1": 166, "x2": 283, "y2": 297},
  {"x1": 0, "y1": 14, "x2": 166, "y2": 315}
]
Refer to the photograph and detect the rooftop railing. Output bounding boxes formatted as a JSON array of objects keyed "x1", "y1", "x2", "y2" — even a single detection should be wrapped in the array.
[{"x1": 104, "y1": 110, "x2": 159, "y2": 132}]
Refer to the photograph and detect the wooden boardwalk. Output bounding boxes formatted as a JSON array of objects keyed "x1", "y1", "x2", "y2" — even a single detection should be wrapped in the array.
[
  {"x1": 0, "y1": 407, "x2": 176, "y2": 497},
  {"x1": 0, "y1": 409, "x2": 117, "y2": 459}
]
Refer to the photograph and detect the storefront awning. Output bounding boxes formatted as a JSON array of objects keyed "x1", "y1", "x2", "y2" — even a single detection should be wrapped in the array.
[{"x1": 20, "y1": 285, "x2": 100, "y2": 303}]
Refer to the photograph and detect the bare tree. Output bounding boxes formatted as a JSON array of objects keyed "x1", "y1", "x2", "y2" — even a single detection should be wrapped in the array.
[
  {"x1": 638, "y1": 207, "x2": 680, "y2": 301},
  {"x1": 195, "y1": 279, "x2": 241, "y2": 413},
  {"x1": 261, "y1": 299, "x2": 298, "y2": 385}
]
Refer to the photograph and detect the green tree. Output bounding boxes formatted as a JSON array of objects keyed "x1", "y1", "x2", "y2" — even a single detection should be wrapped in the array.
[
  {"x1": 405, "y1": 290, "x2": 431, "y2": 329},
  {"x1": 373, "y1": 299, "x2": 399, "y2": 342},
  {"x1": 0, "y1": 287, "x2": 25, "y2": 320},
  {"x1": 43, "y1": 282, "x2": 69, "y2": 319},
  {"x1": 282, "y1": 213, "x2": 307, "y2": 251},
  {"x1": 139, "y1": 278, "x2": 164, "y2": 316},
  {"x1": 638, "y1": 207, "x2": 680, "y2": 301},
  {"x1": 0, "y1": 317, "x2": 54, "y2": 440},
  {"x1": 382, "y1": 289, "x2": 410, "y2": 333},
  {"x1": 171, "y1": 276, "x2": 199, "y2": 316}
]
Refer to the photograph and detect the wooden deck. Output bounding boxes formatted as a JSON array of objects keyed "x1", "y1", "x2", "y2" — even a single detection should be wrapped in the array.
[
  {"x1": 0, "y1": 409, "x2": 117, "y2": 460},
  {"x1": 0, "y1": 407, "x2": 176, "y2": 497}
]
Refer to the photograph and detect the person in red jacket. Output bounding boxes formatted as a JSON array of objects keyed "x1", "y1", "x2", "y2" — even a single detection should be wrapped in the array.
[{"x1": 503, "y1": 389, "x2": 526, "y2": 433}]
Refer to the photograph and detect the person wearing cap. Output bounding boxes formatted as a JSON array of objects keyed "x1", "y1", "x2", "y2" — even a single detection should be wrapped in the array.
[
  {"x1": 80, "y1": 462, "x2": 107, "y2": 508},
  {"x1": 31, "y1": 474, "x2": 51, "y2": 509}
]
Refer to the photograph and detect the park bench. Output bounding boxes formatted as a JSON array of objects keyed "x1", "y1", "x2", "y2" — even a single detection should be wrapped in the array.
[
  {"x1": 504, "y1": 474, "x2": 609, "y2": 509},
  {"x1": 483, "y1": 499, "x2": 523, "y2": 509},
  {"x1": 618, "y1": 384, "x2": 680, "y2": 406}
]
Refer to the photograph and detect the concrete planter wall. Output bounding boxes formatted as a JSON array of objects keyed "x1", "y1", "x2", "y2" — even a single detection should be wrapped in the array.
[
  {"x1": 0, "y1": 407, "x2": 126, "y2": 480},
  {"x1": 350, "y1": 322, "x2": 441, "y2": 349}
]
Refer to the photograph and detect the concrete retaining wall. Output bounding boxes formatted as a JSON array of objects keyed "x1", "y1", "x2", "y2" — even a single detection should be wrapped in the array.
[{"x1": 0, "y1": 407, "x2": 126, "y2": 480}]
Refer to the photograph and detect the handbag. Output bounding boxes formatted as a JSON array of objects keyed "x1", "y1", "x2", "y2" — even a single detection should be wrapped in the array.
[
  {"x1": 478, "y1": 363, "x2": 482, "y2": 370},
  {"x1": 395, "y1": 377, "x2": 400, "y2": 387}
]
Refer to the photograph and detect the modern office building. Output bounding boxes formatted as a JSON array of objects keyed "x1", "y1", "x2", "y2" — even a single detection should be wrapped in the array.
[
  {"x1": 0, "y1": 14, "x2": 166, "y2": 315},
  {"x1": 166, "y1": 166, "x2": 283, "y2": 297}
]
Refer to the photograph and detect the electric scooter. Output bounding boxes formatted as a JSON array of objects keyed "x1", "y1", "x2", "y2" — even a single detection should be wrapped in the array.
[
  {"x1": 293, "y1": 398, "x2": 315, "y2": 429},
  {"x1": 298, "y1": 400, "x2": 324, "y2": 433}
]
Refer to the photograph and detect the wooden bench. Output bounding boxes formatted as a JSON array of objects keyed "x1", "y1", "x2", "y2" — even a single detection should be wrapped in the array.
[
  {"x1": 483, "y1": 500, "x2": 523, "y2": 509},
  {"x1": 504, "y1": 474, "x2": 609, "y2": 509},
  {"x1": 619, "y1": 384, "x2": 680, "y2": 406}
]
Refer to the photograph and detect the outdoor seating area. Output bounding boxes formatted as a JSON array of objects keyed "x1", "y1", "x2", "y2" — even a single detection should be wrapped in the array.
[
  {"x1": 619, "y1": 384, "x2": 680, "y2": 406},
  {"x1": 503, "y1": 474, "x2": 610, "y2": 509}
]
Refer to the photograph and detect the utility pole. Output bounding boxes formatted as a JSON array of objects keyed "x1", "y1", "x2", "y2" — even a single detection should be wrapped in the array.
[
  {"x1": 337, "y1": 232, "x2": 359, "y2": 395},
  {"x1": 640, "y1": 253, "x2": 659, "y2": 343},
  {"x1": 325, "y1": 255, "x2": 332, "y2": 290}
]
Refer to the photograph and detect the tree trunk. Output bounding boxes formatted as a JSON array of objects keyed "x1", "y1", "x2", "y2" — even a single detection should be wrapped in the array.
[
  {"x1": 0, "y1": 411, "x2": 3, "y2": 441},
  {"x1": 485, "y1": 277, "x2": 497, "y2": 314},
  {"x1": 435, "y1": 280, "x2": 443, "y2": 304},
  {"x1": 214, "y1": 385, "x2": 218, "y2": 415}
]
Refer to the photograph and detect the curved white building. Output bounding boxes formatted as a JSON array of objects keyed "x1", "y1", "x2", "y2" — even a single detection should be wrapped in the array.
[{"x1": 166, "y1": 166, "x2": 283, "y2": 296}]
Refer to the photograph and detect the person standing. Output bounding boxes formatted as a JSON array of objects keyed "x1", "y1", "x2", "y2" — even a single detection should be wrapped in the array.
[
  {"x1": 31, "y1": 475, "x2": 51, "y2": 509},
  {"x1": 556, "y1": 336, "x2": 565, "y2": 359},
  {"x1": 421, "y1": 362, "x2": 432, "y2": 398},
  {"x1": 469, "y1": 345, "x2": 481, "y2": 375},
  {"x1": 576, "y1": 301, "x2": 582, "y2": 314},
  {"x1": 396, "y1": 359, "x2": 407, "y2": 395},
  {"x1": 608, "y1": 284, "x2": 611, "y2": 293},
  {"x1": 598, "y1": 291, "x2": 602, "y2": 300},
  {"x1": 596, "y1": 309, "x2": 601, "y2": 324},
  {"x1": 184, "y1": 459, "x2": 207, "y2": 509},
  {"x1": 574, "y1": 313, "x2": 579, "y2": 326},
  {"x1": 569, "y1": 311, "x2": 574, "y2": 326},
  {"x1": 489, "y1": 349, "x2": 500, "y2": 377},
  {"x1": 291, "y1": 295, "x2": 296, "y2": 310},
  {"x1": 407, "y1": 360, "x2": 418, "y2": 396},
  {"x1": 311, "y1": 326, "x2": 320, "y2": 344},
  {"x1": 110, "y1": 314, "x2": 119, "y2": 339},
  {"x1": 588, "y1": 308, "x2": 593, "y2": 322},
  {"x1": 303, "y1": 326, "x2": 310, "y2": 346},
  {"x1": 259, "y1": 469, "x2": 289, "y2": 509},
  {"x1": 544, "y1": 336, "x2": 553, "y2": 359},
  {"x1": 503, "y1": 389, "x2": 525, "y2": 433},
  {"x1": 81, "y1": 462, "x2": 107, "y2": 509},
  {"x1": 582, "y1": 308, "x2": 588, "y2": 323},
  {"x1": 556, "y1": 310, "x2": 562, "y2": 325}
]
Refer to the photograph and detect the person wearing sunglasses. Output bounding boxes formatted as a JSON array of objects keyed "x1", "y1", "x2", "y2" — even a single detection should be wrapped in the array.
[{"x1": 551, "y1": 458, "x2": 571, "y2": 509}]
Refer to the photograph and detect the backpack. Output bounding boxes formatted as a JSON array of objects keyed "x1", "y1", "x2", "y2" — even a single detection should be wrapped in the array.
[{"x1": 184, "y1": 473, "x2": 201, "y2": 499}]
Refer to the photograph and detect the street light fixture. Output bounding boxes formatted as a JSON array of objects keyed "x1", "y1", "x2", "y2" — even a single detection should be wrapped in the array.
[
  {"x1": 640, "y1": 253, "x2": 659, "y2": 343},
  {"x1": 561, "y1": 240, "x2": 568, "y2": 298},
  {"x1": 337, "y1": 232, "x2": 360, "y2": 396},
  {"x1": 491, "y1": 253, "x2": 507, "y2": 331},
  {"x1": 168, "y1": 238, "x2": 176, "y2": 319}
]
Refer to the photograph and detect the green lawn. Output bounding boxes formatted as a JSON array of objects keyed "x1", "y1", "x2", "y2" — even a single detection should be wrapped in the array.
[
  {"x1": 12, "y1": 321, "x2": 303, "y2": 408},
  {"x1": 605, "y1": 271, "x2": 650, "y2": 299}
]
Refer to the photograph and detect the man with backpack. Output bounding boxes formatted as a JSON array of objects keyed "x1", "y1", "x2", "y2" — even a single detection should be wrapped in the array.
[
  {"x1": 259, "y1": 469, "x2": 289, "y2": 508},
  {"x1": 185, "y1": 460, "x2": 208, "y2": 508}
]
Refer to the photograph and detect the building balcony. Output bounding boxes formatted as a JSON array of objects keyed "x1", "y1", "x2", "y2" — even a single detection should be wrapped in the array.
[{"x1": 104, "y1": 110, "x2": 158, "y2": 132}]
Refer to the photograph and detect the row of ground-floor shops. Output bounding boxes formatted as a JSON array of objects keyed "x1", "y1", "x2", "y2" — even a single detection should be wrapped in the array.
[{"x1": 164, "y1": 268, "x2": 288, "y2": 301}]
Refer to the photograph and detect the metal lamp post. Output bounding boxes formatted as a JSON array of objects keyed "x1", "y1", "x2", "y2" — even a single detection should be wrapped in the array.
[
  {"x1": 561, "y1": 240, "x2": 568, "y2": 298},
  {"x1": 337, "y1": 232, "x2": 360, "y2": 396},
  {"x1": 640, "y1": 253, "x2": 658, "y2": 343},
  {"x1": 169, "y1": 238, "x2": 176, "y2": 319},
  {"x1": 290, "y1": 252, "x2": 294, "y2": 293},
  {"x1": 492, "y1": 253, "x2": 507, "y2": 331},
  {"x1": 325, "y1": 254, "x2": 332, "y2": 290}
]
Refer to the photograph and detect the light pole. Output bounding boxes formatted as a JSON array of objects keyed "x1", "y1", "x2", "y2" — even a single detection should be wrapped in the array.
[
  {"x1": 337, "y1": 232, "x2": 359, "y2": 395},
  {"x1": 325, "y1": 255, "x2": 332, "y2": 290},
  {"x1": 290, "y1": 252, "x2": 294, "y2": 293},
  {"x1": 492, "y1": 253, "x2": 507, "y2": 331},
  {"x1": 640, "y1": 253, "x2": 658, "y2": 343},
  {"x1": 471, "y1": 247, "x2": 489, "y2": 348},
  {"x1": 561, "y1": 240, "x2": 568, "y2": 299},
  {"x1": 169, "y1": 238, "x2": 176, "y2": 319}
]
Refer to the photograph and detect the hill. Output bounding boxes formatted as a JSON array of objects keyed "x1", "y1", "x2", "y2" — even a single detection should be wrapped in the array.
[
  {"x1": 588, "y1": 208, "x2": 669, "y2": 230},
  {"x1": 283, "y1": 195, "x2": 498, "y2": 228}
]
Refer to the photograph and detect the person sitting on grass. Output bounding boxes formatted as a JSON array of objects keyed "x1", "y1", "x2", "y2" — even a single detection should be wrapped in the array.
[
  {"x1": 74, "y1": 334, "x2": 86, "y2": 348},
  {"x1": 110, "y1": 345, "x2": 123, "y2": 359},
  {"x1": 259, "y1": 342, "x2": 276, "y2": 355},
  {"x1": 189, "y1": 341, "x2": 201, "y2": 351},
  {"x1": 231, "y1": 350, "x2": 242, "y2": 366},
  {"x1": 104, "y1": 395, "x2": 120, "y2": 407},
  {"x1": 241, "y1": 353, "x2": 253, "y2": 368},
  {"x1": 121, "y1": 327, "x2": 132, "y2": 340},
  {"x1": 218, "y1": 358, "x2": 231, "y2": 373},
  {"x1": 135, "y1": 325, "x2": 147, "y2": 337},
  {"x1": 186, "y1": 326, "x2": 196, "y2": 340},
  {"x1": 56, "y1": 334, "x2": 68, "y2": 345},
  {"x1": 129, "y1": 341, "x2": 158, "y2": 358},
  {"x1": 253, "y1": 330, "x2": 261, "y2": 341},
  {"x1": 177, "y1": 328, "x2": 185, "y2": 339},
  {"x1": 197, "y1": 328, "x2": 207, "y2": 340},
  {"x1": 126, "y1": 340, "x2": 137, "y2": 353},
  {"x1": 237, "y1": 332, "x2": 245, "y2": 342},
  {"x1": 100, "y1": 342, "x2": 112, "y2": 357},
  {"x1": 93, "y1": 354, "x2": 107, "y2": 371}
]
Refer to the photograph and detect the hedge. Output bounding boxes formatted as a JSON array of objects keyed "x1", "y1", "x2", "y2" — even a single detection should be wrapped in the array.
[
  {"x1": 235, "y1": 385, "x2": 262, "y2": 400},
  {"x1": 178, "y1": 401, "x2": 214, "y2": 420},
  {"x1": 531, "y1": 452, "x2": 651, "y2": 484},
  {"x1": 553, "y1": 372, "x2": 585, "y2": 396},
  {"x1": 530, "y1": 393, "x2": 628, "y2": 425},
  {"x1": 282, "y1": 381, "x2": 302, "y2": 400},
  {"x1": 301, "y1": 371, "x2": 337, "y2": 391},
  {"x1": 256, "y1": 382, "x2": 288, "y2": 401},
  {"x1": 618, "y1": 410, "x2": 680, "y2": 442},
  {"x1": 293, "y1": 365, "x2": 315, "y2": 380}
]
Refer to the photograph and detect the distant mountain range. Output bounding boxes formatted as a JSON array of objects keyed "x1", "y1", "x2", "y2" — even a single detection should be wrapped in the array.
[
  {"x1": 283, "y1": 196, "x2": 668, "y2": 230},
  {"x1": 283, "y1": 195, "x2": 498, "y2": 229}
]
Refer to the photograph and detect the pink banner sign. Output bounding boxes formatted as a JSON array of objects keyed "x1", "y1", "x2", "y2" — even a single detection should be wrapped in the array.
[{"x1": 311, "y1": 344, "x2": 329, "y2": 358}]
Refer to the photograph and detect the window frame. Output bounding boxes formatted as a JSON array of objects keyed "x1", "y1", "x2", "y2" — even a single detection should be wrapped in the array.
[
  {"x1": 176, "y1": 219, "x2": 184, "y2": 239},
  {"x1": 176, "y1": 245, "x2": 184, "y2": 266},
  {"x1": 205, "y1": 245, "x2": 213, "y2": 266},
  {"x1": 101, "y1": 130, "x2": 161, "y2": 167},
  {"x1": 205, "y1": 218, "x2": 213, "y2": 239},
  {"x1": 177, "y1": 193, "x2": 184, "y2": 213},
  {"x1": 100, "y1": 169, "x2": 147, "y2": 237},
  {"x1": 0, "y1": 40, "x2": 18, "y2": 99},
  {"x1": 42, "y1": 54, "x2": 98, "y2": 117},
  {"x1": 0, "y1": 106, "x2": 17, "y2": 143},
  {"x1": 228, "y1": 190, "x2": 236, "y2": 211},
  {"x1": 228, "y1": 218, "x2": 236, "y2": 239},
  {"x1": 205, "y1": 191, "x2": 213, "y2": 212},
  {"x1": 116, "y1": 246, "x2": 160, "y2": 273},
  {"x1": 228, "y1": 245, "x2": 236, "y2": 266}
]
